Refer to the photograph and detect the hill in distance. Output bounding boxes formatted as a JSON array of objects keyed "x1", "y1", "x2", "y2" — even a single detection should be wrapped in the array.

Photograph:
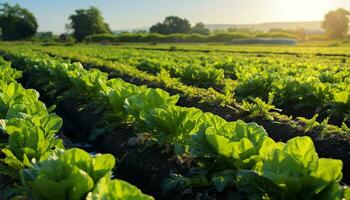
[
  {"x1": 205, "y1": 21, "x2": 323, "y2": 32},
  {"x1": 113, "y1": 21, "x2": 324, "y2": 34}
]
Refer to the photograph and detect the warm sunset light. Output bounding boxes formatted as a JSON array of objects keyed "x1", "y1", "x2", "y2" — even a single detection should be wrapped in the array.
[
  {"x1": 2, "y1": 0, "x2": 349, "y2": 32},
  {"x1": 265, "y1": 0, "x2": 343, "y2": 21}
]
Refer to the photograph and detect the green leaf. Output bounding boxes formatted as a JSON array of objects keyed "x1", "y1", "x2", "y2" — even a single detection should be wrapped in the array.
[
  {"x1": 91, "y1": 154, "x2": 116, "y2": 182},
  {"x1": 334, "y1": 91, "x2": 349, "y2": 104},
  {"x1": 259, "y1": 136, "x2": 344, "y2": 199},
  {"x1": 139, "y1": 106, "x2": 203, "y2": 153},
  {"x1": 21, "y1": 149, "x2": 103, "y2": 200},
  {"x1": 87, "y1": 175, "x2": 154, "y2": 200},
  {"x1": 211, "y1": 170, "x2": 236, "y2": 192},
  {"x1": 40, "y1": 114, "x2": 63, "y2": 137},
  {"x1": 124, "y1": 88, "x2": 179, "y2": 119},
  {"x1": 2, "y1": 148, "x2": 25, "y2": 169},
  {"x1": 236, "y1": 170, "x2": 284, "y2": 199},
  {"x1": 284, "y1": 136, "x2": 318, "y2": 173}
]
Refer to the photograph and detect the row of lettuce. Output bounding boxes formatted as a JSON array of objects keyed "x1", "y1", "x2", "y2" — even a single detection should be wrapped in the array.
[
  {"x1": 2, "y1": 48, "x2": 349, "y2": 199},
  {"x1": 34, "y1": 45, "x2": 350, "y2": 131},
  {"x1": 115, "y1": 44, "x2": 350, "y2": 55},
  {"x1": 0, "y1": 58, "x2": 153, "y2": 199},
  {"x1": 69, "y1": 46, "x2": 350, "y2": 124}
]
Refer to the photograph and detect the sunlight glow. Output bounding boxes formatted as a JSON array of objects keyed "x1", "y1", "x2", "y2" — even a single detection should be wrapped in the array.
[{"x1": 266, "y1": 0, "x2": 340, "y2": 22}]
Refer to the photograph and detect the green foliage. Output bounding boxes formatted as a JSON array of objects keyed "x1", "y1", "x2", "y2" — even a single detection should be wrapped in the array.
[
  {"x1": 0, "y1": 58, "x2": 21, "y2": 82},
  {"x1": 0, "y1": 44, "x2": 349, "y2": 200},
  {"x1": 255, "y1": 32, "x2": 298, "y2": 40},
  {"x1": 0, "y1": 77, "x2": 63, "y2": 171},
  {"x1": 149, "y1": 16, "x2": 191, "y2": 34},
  {"x1": 140, "y1": 106, "x2": 203, "y2": 154},
  {"x1": 297, "y1": 114, "x2": 319, "y2": 132},
  {"x1": 21, "y1": 148, "x2": 115, "y2": 200},
  {"x1": 87, "y1": 175, "x2": 154, "y2": 200},
  {"x1": 107, "y1": 78, "x2": 146, "y2": 119},
  {"x1": 2, "y1": 124, "x2": 63, "y2": 169},
  {"x1": 252, "y1": 137, "x2": 344, "y2": 199},
  {"x1": 322, "y1": 8, "x2": 350, "y2": 39},
  {"x1": 330, "y1": 91, "x2": 350, "y2": 120},
  {"x1": 242, "y1": 97, "x2": 277, "y2": 120},
  {"x1": 84, "y1": 32, "x2": 251, "y2": 43},
  {"x1": 190, "y1": 22, "x2": 210, "y2": 36},
  {"x1": 69, "y1": 6, "x2": 111, "y2": 42},
  {"x1": 191, "y1": 119, "x2": 274, "y2": 170},
  {"x1": 124, "y1": 88, "x2": 179, "y2": 120},
  {"x1": 0, "y1": 3, "x2": 38, "y2": 40}
]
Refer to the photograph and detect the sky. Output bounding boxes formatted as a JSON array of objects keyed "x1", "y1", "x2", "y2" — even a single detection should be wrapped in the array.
[{"x1": 1, "y1": 0, "x2": 349, "y2": 34}]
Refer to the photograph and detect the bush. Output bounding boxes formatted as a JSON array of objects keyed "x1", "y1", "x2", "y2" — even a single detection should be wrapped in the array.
[
  {"x1": 227, "y1": 38, "x2": 298, "y2": 45},
  {"x1": 207, "y1": 32, "x2": 252, "y2": 42},
  {"x1": 185, "y1": 33, "x2": 207, "y2": 42},
  {"x1": 85, "y1": 33, "x2": 117, "y2": 43},
  {"x1": 84, "y1": 32, "x2": 301, "y2": 44},
  {"x1": 306, "y1": 34, "x2": 329, "y2": 41},
  {"x1": 255, "y1": 32, "x2": 298, "y2": 40},
  {"x1": 141, "y1": 33, "x2": 164, "y2": 42}
]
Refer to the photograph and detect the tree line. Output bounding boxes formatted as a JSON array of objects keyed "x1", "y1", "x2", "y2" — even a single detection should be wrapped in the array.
[{"x1": 0, "y1": 3, "x2": 349, "y2": 42}]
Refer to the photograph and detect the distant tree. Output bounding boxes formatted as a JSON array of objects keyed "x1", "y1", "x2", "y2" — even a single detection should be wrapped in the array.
[
  {"x1": 0, "y1": 3, "x2": 38, "y2": 40},
  {"x1": 228, "y1": 27, "x2": 256, "y2": 34},
  {"x1": 295, "y1": 28, "x2": 306, "y2": 41},
  {"x1": 322, "y1": 8, "x2": 350, "y2": 39},
  {"x1": 59, "y1": 33, "x2": 75, "y2": 43},
  {"x1": 268, "y1": 28, "x2": 306, "y2": 41},
  {"x1": 36, "y1": 31, "x2": 54, "y2": 39},
  {"x1": 34, "y1": 31, "x2": 57, "y2": 42},
  {"x1": 69, "y1": 7, "x2": 111, "y2": 41},
  {"x1": 149, "y1": 16, "x2": 191, "y2": 34},
  {"x1": 149, "y1": 22, "x2": 167, "y2": 34},
  {"x1": 190, "y1": 22, "x2": 210, "y2": 35},
  {"x1": 132, "y1": 29, "x2": 147, "y2": 34}
]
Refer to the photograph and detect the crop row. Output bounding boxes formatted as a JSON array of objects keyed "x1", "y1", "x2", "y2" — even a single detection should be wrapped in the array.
[
  {"x1": 0, "y1": 57, "x2": 153, "y2": 199},
  {"x1": 2, "y1": 48, "x2": 349, "y2": 199},
  {"x1": 37, "y1": 45, "x2": 350, "y2": 126},
  {"x1": 118, "y1": 44, "x2": 350, "y2": 56},
  {"x1": 18, "y1": 44, "x2": 350, "y2": 139}
]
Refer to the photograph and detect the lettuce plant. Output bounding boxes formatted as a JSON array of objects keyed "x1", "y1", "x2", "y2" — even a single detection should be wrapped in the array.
[
  {"x1": 2, "y1": 124, "x2": 63, "y2": 170},
  {"x1": 248, "y1": 136, "x2": 344, "y2": 200},
  {"x1": 124, "y1": 88, "x2": 179, "y2": 120},
  {"x1": 0, "y1": 81, "x2": 63, "y2": 171},
  {"x1": 191, "y1": 118, "x2": 275, "y2": 170},
  {"x1": 0, "y1": 57, "x2": 21, "y2": 83},
  {"x1": 87, "y1": 174, "x2": 154, "y2": 200},
  {"x1": 140, "y1": 105, "x2": 204, "y2": 154},
  {"x1": 21, "y1": 148, "x2": 115, "y2": 200},
  {"x1": 106, "y1": 78, "x2": 146, "y2": 119}
]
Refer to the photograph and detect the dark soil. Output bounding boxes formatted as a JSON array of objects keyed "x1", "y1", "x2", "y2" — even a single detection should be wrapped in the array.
[{"x1": 276, "y1": 103, "x2": 349, "y2": 127}]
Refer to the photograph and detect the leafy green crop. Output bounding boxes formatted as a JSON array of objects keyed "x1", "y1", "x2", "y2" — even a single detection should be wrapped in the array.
[
  {"x1": 0, "y1": 45, "x2": 348, "y2": 199},
  {"x1": 125, "y1": 88, "x2": 179, "y2": 120},
  {"x1": 242, "y1": 136, "x2": 344, "y2": 199},
  {"x1": 87, "y1": 174, "x2": 153, "y2": 200},
  {"x1": 0, "y1": 57, "x2": 153, "y2": 200},
  {"x1": 21, "y1": 148, "x2": 115, "y2": 200},
  {"x1": 140, "y1": 105, "x2": 203, "y2": 154}
]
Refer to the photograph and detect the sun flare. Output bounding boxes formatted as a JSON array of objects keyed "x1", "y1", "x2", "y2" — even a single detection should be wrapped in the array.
[{"x1": 271, "y1": 0, "x2": 340, "y2": 21}]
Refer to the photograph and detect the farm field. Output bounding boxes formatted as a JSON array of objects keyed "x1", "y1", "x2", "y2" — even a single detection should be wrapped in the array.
[
  {"x1": 0, "y1": 43, "x2": 350, "y2": 199},
  {"x1": 16, "y1": 44, "x2": 350, "y2": 126}
]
